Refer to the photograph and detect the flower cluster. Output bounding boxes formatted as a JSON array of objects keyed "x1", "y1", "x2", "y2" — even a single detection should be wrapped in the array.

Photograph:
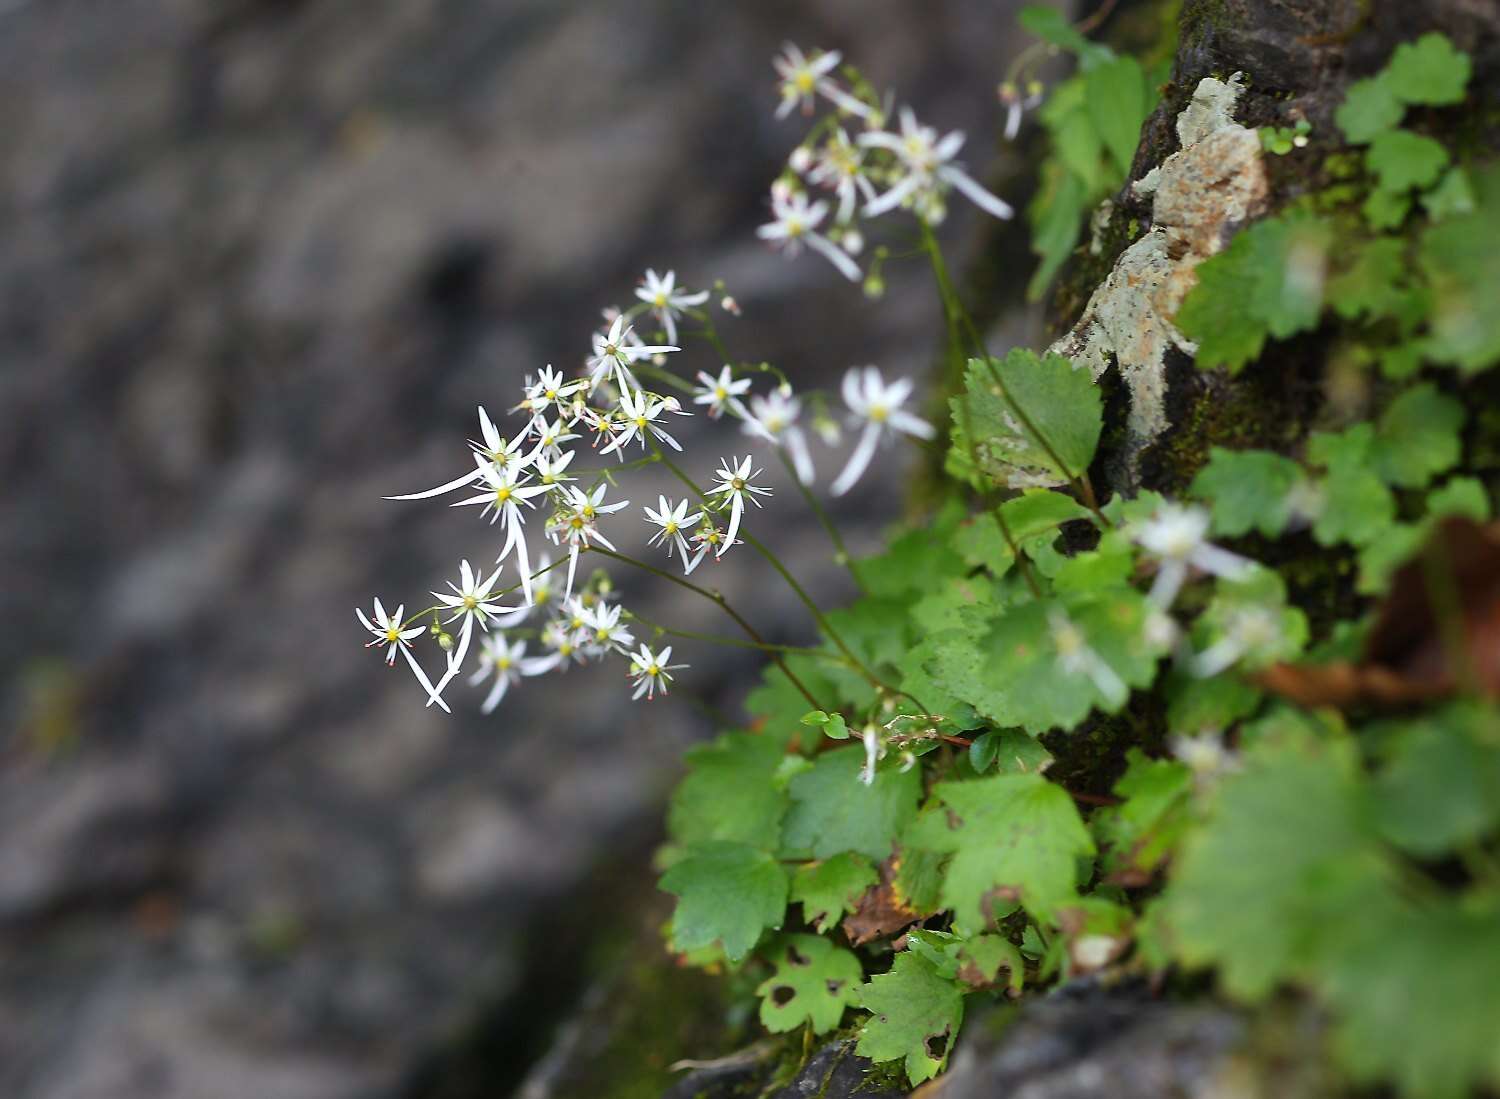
[
  {"x1": 359, "y1": 263, "x2": 932, "y2": 712},
  {"x1": 760, "y1": 44, "x2": 1016, "y2": 285}
]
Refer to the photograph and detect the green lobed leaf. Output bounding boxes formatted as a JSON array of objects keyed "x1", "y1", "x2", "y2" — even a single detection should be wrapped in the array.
[
  {"x1": 968, "y1": 728, "x2": 1053, "y2": 776},
  {"x1": 1335, "y1": 74, "x2": 1403, "y2": 143},
  {"x1": 1190, "y1": 446, "x2": 1306, "y2": 537},
  {"x1": 957, "y1": 933, "x2": 1025, "y2": 992},
  {"x1": 854, "y1": 951, "x2": 966, "y2": 1085},
  {"x1": 1327, "y1": 236, "x2": 1413, "y2": 322},
  {"x1": 791, "y1": 852, "x2": 879, "y2": 933},
  {"x1": 951, "y1": 351, "x2": 1103, "y2": 488},
  {"x1": 1163, "y1": 739, "x2": 1390, "y2": 999},
  {"x1": 756, "y1": 933, "x2": 864, "y2": 1034},
  {"x1": 1419, "y1": 163, "x2": 1500, "y2": 372},
  {"x1": 661, "y1": 841, "x2": 788, "y2": 962},
  {"x1": 1177, "y1": 215, "x2": 1333, "y2": 372},
  {"x1": 1371, "y1": 382, "x2": 1463, "y2": 488},
  {"x1": 1370, "y1": 702, "x2": 1500, "y2": 858},
  {"x1": 1092, "y1": 749, "x2": 1192, "y2": 881},
  {"x1": 931, "y1": 589, "x2": 1168, "y2": 734},
  {"x1": 1308, "y1": 425, "x2": 1396, "y2": 547},
  {"x1": 910, "y1": 773, "x2": 1095, "y2": 929},
  {"x1": 1085, "y1": 55, "x2": 1148, "y2": 176},
  {"x1": 668, "y1": 731, "x2": 788, "y2": 851},
  {"x1": 781, "y1": 745, "x2": 923, "y2": 861},
  {"x1": 1383, "y1": 31, "x2": 1472, "y2": 107},
  {"x1": 1320, "y1": 897, "x2": 1500, "y2": 1099},
  {"x1": 1365, "y1": 129, "x2": 1449, "y2": 194}
]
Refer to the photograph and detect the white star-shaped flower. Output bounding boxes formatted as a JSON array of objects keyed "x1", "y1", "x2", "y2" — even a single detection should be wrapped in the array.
[
  {"x1": 634, "y1": 269, "x2": 709, "y2": 346},
  {"x1": 756, "y1": 187, "x2": 861, "y2": 282},
  {"x1": 627, "y1": 643, "x2": 687, "y2": 700},
  {"x1": 468, "y1": 632, "x2": 528, "y2": 713},
  {"x1": 601, "y1": 386, "x2": 686, "y2": 458},
  {"x1": 830, "y1": 366, "x2": 935, "y2": 496},
  {"x1": 642, "y1": 495, "x2": 704, "y2": 572},
  {"x1": 1132, "y1": 504, "x2": 1252, "y2": 608},
  {"x1": 355, "y1": 598, "x2": 450, "y2": 712},
  {"x1": 707, "y1": 455, "x2": 772, "y2": 556},
  {"x1": 586, "y1": 313, "x2": 679, "y2": 396},
  {"x1": 860, "y1": 106, "x2": 1013, "y2": 221}
]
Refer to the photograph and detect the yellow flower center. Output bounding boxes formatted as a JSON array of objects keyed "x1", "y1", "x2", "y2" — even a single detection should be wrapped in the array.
[
  {"x1": 869, "y1": 404, "x2": 889, "y2": 423},
  {"x1": 463, "y1": 595, "x2": 478, "y2": 610},
  {"x1": 794, "y1": 71, "x2": 815, "y2": 94},
  {"x1": 384, "y1": 626, "x2": 401, "y2": 642},
  {"x1": 653, "y1": 291, "x2": 668, "y2": 307},
  {"x1": 495, "y1": 486, "x2": 512, "y2": 502},
  {"x1": 786, "y1": 217, "x2": 803, "y2": 238},
  {"x1": 731, "y1": 476, "x2": 746, "y2": 491}
]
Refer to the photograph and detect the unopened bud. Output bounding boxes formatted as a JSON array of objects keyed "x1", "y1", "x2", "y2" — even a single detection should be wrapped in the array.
[
  {"x1": 862, "y1": 271, "x2": 886, "y2": 299},
  {"x1": 842, "y1": 228, "x2": 864, "y2": 256},
  {"x1": 788, "y1": 146, "x2": 813, "y2": 174},
  {"x1": 720, "y1": 295, "x2": 742, "y2": 316},
  {"x1": 436, "y1": 631, "x2": 455, "y2": 652}
]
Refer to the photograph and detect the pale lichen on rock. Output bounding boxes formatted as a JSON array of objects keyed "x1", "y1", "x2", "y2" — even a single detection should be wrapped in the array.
[{"x1": 1049, "y1": 72, "x2": 1268, "y2": 473}]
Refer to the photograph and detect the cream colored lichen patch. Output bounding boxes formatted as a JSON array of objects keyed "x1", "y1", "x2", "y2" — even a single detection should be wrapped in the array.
[{"x1": 1049, "y1": 73, "x2": 1267, "y2": 457}]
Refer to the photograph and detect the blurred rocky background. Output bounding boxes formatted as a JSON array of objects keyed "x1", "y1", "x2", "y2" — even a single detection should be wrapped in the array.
[{"x1": 0, "y1": 2, "x2": 1035, "y2": 1096}]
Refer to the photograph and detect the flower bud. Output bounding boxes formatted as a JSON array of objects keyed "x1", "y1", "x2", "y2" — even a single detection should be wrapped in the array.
[
  {"x1": 788, "y1": 145, "x2": 813, "y2": 174},
  {"x1": 842, "y1": 228, "x2": 864, "y2": 256},
  {"x1": 720, "y1": 295, "x2": 742, "y2": 316}
]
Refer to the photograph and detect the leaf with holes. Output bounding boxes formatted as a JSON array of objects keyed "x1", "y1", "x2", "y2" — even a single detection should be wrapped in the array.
[
  {"x1": 855, "y1": 950, "x2": 966, "y2": 1085},
  {"x1": 791, "y1": 853, "x2": 880, "y2": 933},
  {"x1": 756, "y1": 933, "x2": 864, "y2": 1034}
]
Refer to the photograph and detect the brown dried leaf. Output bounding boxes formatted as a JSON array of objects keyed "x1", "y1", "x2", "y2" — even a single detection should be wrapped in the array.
[{"x1": 1258, "y1": 519, "x2": 1500, "y2": 708}]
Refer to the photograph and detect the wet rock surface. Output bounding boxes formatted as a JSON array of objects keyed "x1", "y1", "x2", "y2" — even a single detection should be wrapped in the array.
[{"x1": 0, "y1": 1, "x2": 1026, "y2": 1097}]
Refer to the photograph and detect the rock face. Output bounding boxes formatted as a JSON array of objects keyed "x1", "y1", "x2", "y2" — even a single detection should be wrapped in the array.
[{"x1": 0, "y1": 2, "x2": 1029, "y2": 1097}]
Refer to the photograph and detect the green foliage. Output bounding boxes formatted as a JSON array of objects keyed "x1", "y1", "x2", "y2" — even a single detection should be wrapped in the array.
[
  {"x1": 656, "y1": 23, "x2": 1499, "y2": 1099},
  {"x1": 661, "y1": 842, "x2": 787, "y2": 962},
  {"x1": 756, "y1": 934, "x2": 863, "y2": 1034},
  {"x1": 910, "y1": 773, "x2": 1094, "y2": 930},
  {"x1": 1176, "y1": 215, "x2": 1333, "y2": 372},
  {"x1": 791, "y1": 853, "x2": 879, "y2": 933},
  {"x1": 1190, "y1": 447, "x2": 1305, "y2": 537},
  {"x1": 1383, "y1": 31, "x2": 1473, "y2": 106},
  {"x1": 950, "y1": 352, "x2": 1103, "y2": 488},
  {"x1": 669, "y1": 731, "x2": 787, "y2": 851},
  {"x1": 780, "y1": 746, "x2": 922, "y2": 861},
  {"x1": 854, "y1": 951, "x2": 966, "y2": 1084},
  {"x1": 1021, "y1": 17, "x2": 1164, "y2": 299}
]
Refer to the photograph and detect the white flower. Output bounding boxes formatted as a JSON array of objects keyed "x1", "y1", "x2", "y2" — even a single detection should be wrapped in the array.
[
  {"x1": 384, "y1": 406, "x2": 530, "y2": 501},
  {"x1": 707, "y1": 455, "x2": 772, "y2": 556},
  {"x1": 692, "y1": 516, "x2": 739, "y2": 567},
  {"x1": 526, "y1": 415, "x2": 580, "y2": 462},
  {"x1": 469, "y1": 632, "x2": 528, "y2": 713},
  {"x1": 521, "y1": 616, "x2": 587, "y2": 676},
  {"x1": 432, "y1": 559, "x2": 514, "y2": 683},
  {"x1": 355, "y1": 598, "x2": 450, "y2": 713},
  {"x1": 756, "y1": 188, "x2": 862, "y2": 282},
  {"x1": 859, "y1": 723, "x2": 884, "y2": 786},
  {"x1": 532, "y1": 449, "x2": 577, "y2": 491},
  {"x1": 1191, "y1": 605, "x2": 1286, "y2": 679},
  {"x1": 627, "y1": 643, "x2": 686, "y2": 700},
  {"x1": 772, "y1": 43, "x2": 842, "y2": 119},
  {"x1": 587, "y1": 313, "x2": 678, "y2": 395},
  {"x1": 999, "y1": 80, "x2": 1045, "y2": 141},
  {"x1": 746, "y1": 389, "x2": 815, "y2": 485},
  {"x1": 860, "y1": 106, "x2": 1013, "y2": 221},
  {"x1": 547, "y1": 483, "x2": 629, "y2": 598},
  {"x1": 643, "y1": 495, "x2": 704, "y2": 571},
  {"x1": 601, "y1": 386, "x2": 685, "y2": 458},
  {"x1": 580, "y1": 599, "x2": 635, "y2": 656},
  {"x1": 451, "y1": 455, "x2": 550, "y2": 604},
  {"x1": 1132, "y1": 505, "x2": 1253, "y2": 608},
  {"x1": 517, "y1": 365, "x2": 586, "y2": 420},
  {"x1": 1048, "y1": 608, "x2": 1128, "y2": 708},
  {"x1": 634, "y1": 269, "x2": 709, "y2": 346},
  {"x1": 830, "y1": 366, "x2": 935, "y2": 496},
  {"x1": 807, "y1": 127, "x2": 879, "y2": 225},
  {"x1": 693, "y1": 365, "x2": 752, "y2": 419}
]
